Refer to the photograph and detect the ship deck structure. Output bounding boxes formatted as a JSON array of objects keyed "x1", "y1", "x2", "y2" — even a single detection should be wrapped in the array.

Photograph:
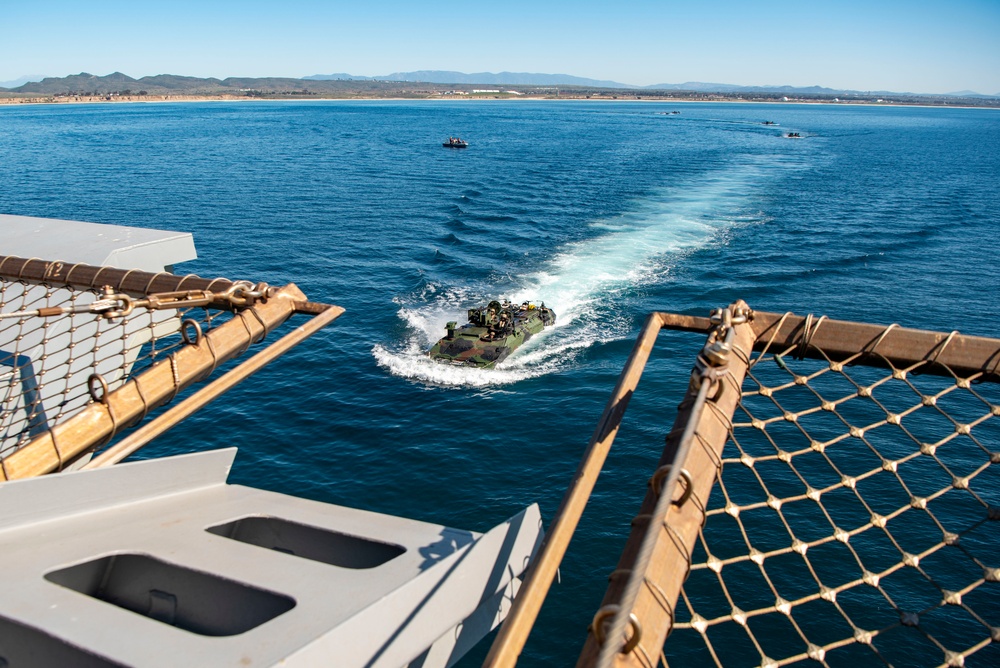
[{"x1": 1, "y1": 215, "x2": 997, "y2": 667}]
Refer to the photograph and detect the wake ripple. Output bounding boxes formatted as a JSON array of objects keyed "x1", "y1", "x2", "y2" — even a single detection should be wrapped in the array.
[{"x1": 375, "y1": 157, "x2": 785, "y2": 387}]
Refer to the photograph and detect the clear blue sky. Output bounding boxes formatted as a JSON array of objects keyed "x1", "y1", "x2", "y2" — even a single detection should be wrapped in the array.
[{"x1": 4, "y1": 0, "x2": 999, "y2": 94}]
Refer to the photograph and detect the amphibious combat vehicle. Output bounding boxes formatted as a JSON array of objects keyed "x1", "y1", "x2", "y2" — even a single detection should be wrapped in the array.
[{"x1": 428, "y1": 300, "x2": 556, "y2": 368}]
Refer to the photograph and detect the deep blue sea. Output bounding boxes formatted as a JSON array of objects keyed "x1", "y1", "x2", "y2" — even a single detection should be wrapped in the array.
[{"x1": 1, "y1": 100, "x2": 998, "y2": 665}]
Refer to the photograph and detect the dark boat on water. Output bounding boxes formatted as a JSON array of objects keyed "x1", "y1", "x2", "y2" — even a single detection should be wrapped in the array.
[
  {"x1": 443, "y1": 137, "x2": 468, "y2": 148},
  {"x1": 428, "y1": 300, "x2": 556, "y2": 368}
]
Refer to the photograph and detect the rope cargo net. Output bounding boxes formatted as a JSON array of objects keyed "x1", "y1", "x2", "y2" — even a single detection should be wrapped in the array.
[
  {"x1": 676, "y1": 329, "x2": 999, "y2": 666},
  {"x1": 482, "y1": 303, "x2": 999, "y2": 668},
  {"x1": 573, "y1": 304, "x2": 1000, "y2": 668},
  {"x1": 0, "y1": 256, "x2": 340, "y2": 480}
]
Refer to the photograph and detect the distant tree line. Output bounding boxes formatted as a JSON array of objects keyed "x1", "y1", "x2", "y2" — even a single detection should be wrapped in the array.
[{"x1": 57, "y1": 89, "x2": 149, "y2": 96}]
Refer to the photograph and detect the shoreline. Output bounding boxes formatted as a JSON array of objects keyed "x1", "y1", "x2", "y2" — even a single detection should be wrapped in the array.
[{"x1": 1, "y1": 93, "x2": 997, "y2": 110}]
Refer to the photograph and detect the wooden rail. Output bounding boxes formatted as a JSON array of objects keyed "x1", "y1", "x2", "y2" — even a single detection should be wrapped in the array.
[
  {"x1": 83, "y1": 302, "x2": 344, "y2": 469},
  {"x1": 0, "y1": 284, "x2": 320, "y2": 480},
  {"x1": 0, "y1": 255, "x2": 234, "y2": 295},
  {"x1": 748, "y1": 311, "x2": 1000, "y2": 380},
  {"x1": 482, "y1": 313, "x2": 665, "y2": 668},
  {"x1": 580, "y1": 307, "x2": 754, "y2": 667}
]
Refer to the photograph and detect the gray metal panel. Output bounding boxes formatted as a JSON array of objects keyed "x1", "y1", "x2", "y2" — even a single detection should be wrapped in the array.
[
  {"x1": 0, "y1": 449, "x2": 544, "y2": 667},
  {"x1": 412, "y1": 576, "x2": 524, "y2": 668},
  {"x1": 0, "y1": 448, "x2": 236, "y2": 530},
  {"x1": 0, "y1": 214, "x2": 197, "y2": 271}
]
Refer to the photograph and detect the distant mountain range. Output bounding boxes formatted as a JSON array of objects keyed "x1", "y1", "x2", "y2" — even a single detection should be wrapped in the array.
[
  {"x1": 2, "y1": 72, "x2": 358, "y2": 95},
  {"x1": 304, "y1": 70, "x2": 629, "y2": 88},
  {"x1": 3, "y1": 70, "x2": 997, "y2": 99},
  {"x1": 305, "y1": 71, "x2": 999, "y2": 98}
]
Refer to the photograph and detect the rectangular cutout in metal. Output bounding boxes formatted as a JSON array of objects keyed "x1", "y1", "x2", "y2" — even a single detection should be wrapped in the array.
[
  {"x1": 44, "y1": 554, "x2": 295, "y2": 636},
  {"x1": 207, "y1": 516, "x2": 405, "y2": 569},
  {"x1": 0, "y1": 614, "x2": 125, "y2": 667}
]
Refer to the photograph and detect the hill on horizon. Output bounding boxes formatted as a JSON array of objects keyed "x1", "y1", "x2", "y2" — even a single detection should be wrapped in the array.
[
  {"x1": 304, "y1": 70, "x2": 628, "y2": 88},
  {"x1": 305, "y1": 71, "x2": 997, "y2": 98},
  {"x1": 2, "y1": 70, "x2": 996, "y2": 99}
]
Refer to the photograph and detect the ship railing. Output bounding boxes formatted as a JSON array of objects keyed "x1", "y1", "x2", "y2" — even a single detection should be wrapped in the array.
[
  {"x1": 485, "y1": 301, "x2": 1000, "y2": 667},
  {"x1": 0, "y1": 255, "x2": 342, "y2": 479}
]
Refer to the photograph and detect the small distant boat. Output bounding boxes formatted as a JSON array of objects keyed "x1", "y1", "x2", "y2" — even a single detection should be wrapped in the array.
[
  {"x1": 762, "y1": 121, "x2": 777, "y2": 125},
  {"x1": 443, "y1": 137, "x2": 468, "y2": 148},
  {"x1": 786, "y1": 132, "x2": 802, "y2": 138}
]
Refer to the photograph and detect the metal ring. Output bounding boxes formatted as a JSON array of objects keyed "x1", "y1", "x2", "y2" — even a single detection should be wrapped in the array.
[
  {"x1": 674, "y1": 469, "x2": 694, "y2": 507},
  {"x1": 111, "y1": 293, "x2": 134, "y2": 319},
  {"x1": 591, "y1": 604, "x2": 643, "y2": 654},
  {"x1": 225, "y1": 281, "x2": 256, "y2": 307},
  {"x1": 648, "y1": 466, "x2": 693, "y2": 507},
  {"x1": 87, "y1": 372, "x2": 120, "y2": 449},
  {"x1": 180, "y1": 318, "x2": 203, "y2": 345},
  {"x1": 649, "y1": 465, "x2": 672, "y2": 495},
  {"x1": 229, "y1": 286, "x2": 248, "y2": 306},
  {"x1": 88, "y1": 373, "x2": 110, "y2": 404}
]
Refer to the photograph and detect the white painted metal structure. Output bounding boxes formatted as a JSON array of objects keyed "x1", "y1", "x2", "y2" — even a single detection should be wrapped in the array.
[
  {"x1": 0, "y1": 214, "x2": 196, "y2": 272},
  {"x1": 0, "y1": 449, "x2": 543, "y2": 667}
]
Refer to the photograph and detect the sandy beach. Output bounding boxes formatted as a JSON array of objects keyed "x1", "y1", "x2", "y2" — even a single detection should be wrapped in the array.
[{"x1": 2, "y1": 93, "x2": 995, "y2": 109}]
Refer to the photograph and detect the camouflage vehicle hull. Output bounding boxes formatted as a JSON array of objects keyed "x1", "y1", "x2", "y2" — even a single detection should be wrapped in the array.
[{"x1": 428, "y1": 300, "x2": 556, "y2": 368}]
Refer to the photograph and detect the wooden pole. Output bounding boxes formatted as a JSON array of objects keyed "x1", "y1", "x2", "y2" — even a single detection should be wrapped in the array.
[
  {"x1": 483, "y1": 313, "x2": 665, "y2": 668},
  {"x1": 578, "y1": 303, "x2": 755, "y2": 667},
  {"x1": 748, "y1": 311, "x2": 1000, "y2": 380}
]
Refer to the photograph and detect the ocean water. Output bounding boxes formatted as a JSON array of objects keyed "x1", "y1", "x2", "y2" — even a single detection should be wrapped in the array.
[{"x1": 1, "y1": 100, "x2": 998, "y2": 665}]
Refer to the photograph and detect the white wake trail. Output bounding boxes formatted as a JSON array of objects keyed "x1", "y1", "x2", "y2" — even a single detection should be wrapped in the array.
[{"x1": 375, "y1": 159, "x2": 773, "y2": 387}]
